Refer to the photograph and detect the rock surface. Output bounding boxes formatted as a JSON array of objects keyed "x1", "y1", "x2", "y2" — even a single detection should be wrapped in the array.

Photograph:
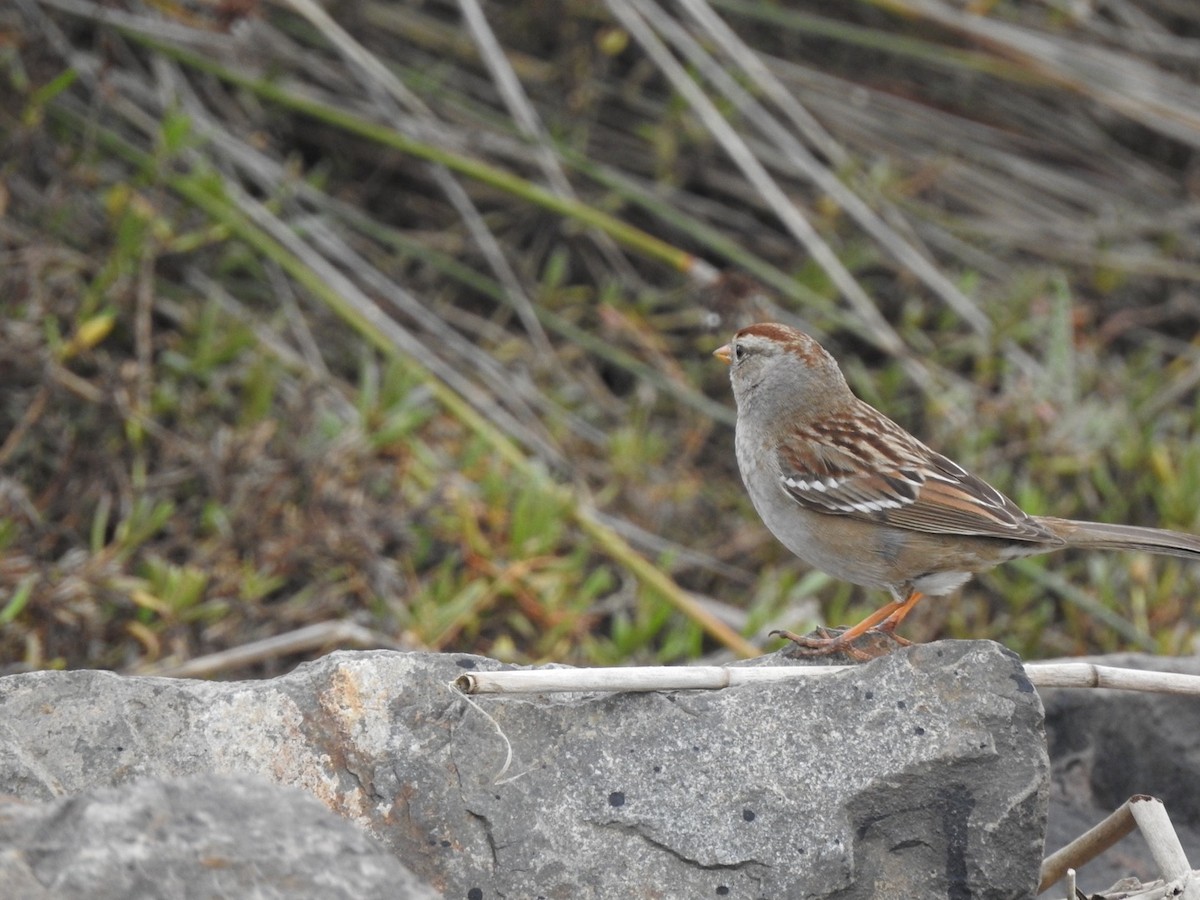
[
  {"x1": 0, "y1": 642, "x2": 1048, "y2": 898},
  {"x1": 1041, "y1": 653, "x2": 1200, "y2": 895},
  {"x1": 0, "y1": 774, "x2": 436, "y2": 900}
]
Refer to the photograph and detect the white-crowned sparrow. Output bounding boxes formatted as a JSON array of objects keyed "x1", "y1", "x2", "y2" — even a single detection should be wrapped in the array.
[{"x1": 715, "y1": 322, "x2": 1200, "y2": 655}]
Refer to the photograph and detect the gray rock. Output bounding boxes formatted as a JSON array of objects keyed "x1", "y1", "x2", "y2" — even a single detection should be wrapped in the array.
[
  {"x1": 1042, "y1": 653, "x2": 1200, "y2": 895},
  {"x1": 0, "y1": 774, "x2": 436, "y2": 900},
  {"x1": 0, "y1": 642, "x2": 1048, "y2": 898}
]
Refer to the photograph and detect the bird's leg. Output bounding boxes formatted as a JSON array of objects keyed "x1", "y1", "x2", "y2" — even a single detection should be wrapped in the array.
[
  {"x1": 876, "y1": 590, "x2": 924, "y2": 637},
  {"x1": 772, "y1": 590, "x2": 924, "y2": 660}
]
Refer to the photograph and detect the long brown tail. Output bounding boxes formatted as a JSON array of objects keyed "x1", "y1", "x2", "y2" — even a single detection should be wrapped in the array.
[{"x1": 1040, "y1": 517, "x2": 1200, "y2": 560}]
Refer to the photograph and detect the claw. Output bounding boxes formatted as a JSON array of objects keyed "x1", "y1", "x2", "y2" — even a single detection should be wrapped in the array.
[{"x1": 771, "y1": 626, "x2": 910, "y2": 662}]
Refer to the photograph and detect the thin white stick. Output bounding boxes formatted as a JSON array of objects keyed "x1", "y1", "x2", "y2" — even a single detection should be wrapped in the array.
[
  {"x1": 456, "y1": 662, "x2": 1200, "y2": 696},
  {"x1": 455, "y1": 665, "x2": 849, "y2": 694},
  {"x1": 1128, "y1": 797, "x2": 1198, "y2": 897},
  {"x1": 1024, "y1": 663, "x2": 1200, "y2": 696}
]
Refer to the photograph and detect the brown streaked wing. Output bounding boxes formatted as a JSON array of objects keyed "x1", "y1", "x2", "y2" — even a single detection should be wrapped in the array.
[
  {"x1": 881, "y1": 455, "x2": 1061, "y2": 543},
  {"x1": 775, "y1": 410, "x2": 1062, "y2": 544}
]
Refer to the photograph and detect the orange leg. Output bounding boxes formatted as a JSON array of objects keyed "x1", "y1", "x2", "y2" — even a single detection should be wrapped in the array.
[
  {"x1": 774, "y1": 590, "x2": 925, "y2": 659},
  {"x1": 877, "y1": 590, "x2": 924, "y2": 634}
]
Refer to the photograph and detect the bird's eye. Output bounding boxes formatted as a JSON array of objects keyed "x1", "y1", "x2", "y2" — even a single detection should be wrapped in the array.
[{"x1": 733, "y1": 343, "x2": 746, "y2": 363}]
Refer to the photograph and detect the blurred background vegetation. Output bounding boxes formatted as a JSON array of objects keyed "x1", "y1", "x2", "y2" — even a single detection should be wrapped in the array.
[{"x1": 3, "y1": 0, "x2": 1200, "y2": 678}]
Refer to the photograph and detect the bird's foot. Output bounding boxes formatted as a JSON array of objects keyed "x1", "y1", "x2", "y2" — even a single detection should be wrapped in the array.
[{"x1": 771, "y1": 626, "x2": 911, "y2": 662}]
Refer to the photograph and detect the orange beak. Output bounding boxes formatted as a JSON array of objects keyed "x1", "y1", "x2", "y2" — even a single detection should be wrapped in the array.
[{"x1": 713, "y1": 344, "x2": 732, "y2": 365}]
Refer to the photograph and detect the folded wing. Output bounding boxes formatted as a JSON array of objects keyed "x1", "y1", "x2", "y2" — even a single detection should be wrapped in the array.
[{"x1": 775, "y1": 406, "x2": 1063, "y2": 545}]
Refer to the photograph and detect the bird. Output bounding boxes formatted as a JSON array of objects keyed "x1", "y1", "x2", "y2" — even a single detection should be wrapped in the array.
[{"x1": 714, "y1": 321, "x2": 1200, "y2": 657}]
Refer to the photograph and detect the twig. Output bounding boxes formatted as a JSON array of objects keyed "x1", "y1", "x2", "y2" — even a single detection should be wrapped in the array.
[
  {"x1": 455, "y1": 664, "x2": 850, "y2": 694},
  {"x1": 1128, "y1": 797, "x2": 1197, "y2": 895},
  {"x1": 1023, "y1": 663, "x2": 1200, "y2": 695},
  {"x1": 455, "y1": 661, "x2": 1200, "y2": 696},
  {"x1": 1038, "y1": 797, "x2": 1138, "y2": 894},
  {"x1": 1039, "y1": 795, "x2": 1199, "y2": 898}
]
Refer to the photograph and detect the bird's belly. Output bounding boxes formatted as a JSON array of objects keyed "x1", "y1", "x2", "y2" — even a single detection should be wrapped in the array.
[{"x1": 744, "y1": 479, "x2": 900, "y2": 591}]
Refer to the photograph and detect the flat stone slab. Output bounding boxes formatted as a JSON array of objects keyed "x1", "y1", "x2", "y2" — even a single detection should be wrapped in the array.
[{"x1": 0, "y1": 641, "x2": 1048, "y2": 898}]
